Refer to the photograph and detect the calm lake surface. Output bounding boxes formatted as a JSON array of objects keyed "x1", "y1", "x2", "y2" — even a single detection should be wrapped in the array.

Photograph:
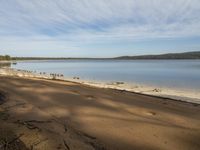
[{"x1": 12, "y1": 60, "x2": 200, "y2": 91}]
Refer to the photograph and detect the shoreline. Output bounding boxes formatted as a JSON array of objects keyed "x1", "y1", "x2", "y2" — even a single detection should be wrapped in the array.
[{"x1": 0, "y1": 67, "x2": 200, "y2": 104}]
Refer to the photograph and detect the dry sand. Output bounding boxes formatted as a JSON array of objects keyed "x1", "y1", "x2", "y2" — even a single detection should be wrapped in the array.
[{"x1": 0, "y1": 75, "x2": 200, "y2": 150}]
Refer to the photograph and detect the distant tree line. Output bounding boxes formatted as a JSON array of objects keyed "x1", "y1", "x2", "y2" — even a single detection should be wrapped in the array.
[
  {"x1": 1, "y1": 51, "x2": 200, "y2": 61},
  {"x1": 0, "y1": 55, "x2": 11, "y2": 61},
  {"x1": 115, "y1": 51, "x2": 200, "y2": 60},
  {"x1": 11, "y1": 57, "x2": 69, "y2": 60}
]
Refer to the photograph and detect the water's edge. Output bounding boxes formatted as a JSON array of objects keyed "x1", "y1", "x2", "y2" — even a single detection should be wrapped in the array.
[{"x1": 1, "y1": 67, "x2": 200, "y2": 104}]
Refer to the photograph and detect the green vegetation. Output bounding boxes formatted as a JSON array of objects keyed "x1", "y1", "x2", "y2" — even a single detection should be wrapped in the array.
[
  {"x1": 115, "y1": 51, "x2": 200, "y2": 60},
  {"x1": 1, "y1": 51, "x2": 200, "y2": 61},
  {"x1": 0, "y1": 55, "x2": 11, "y2": 61},
  {"x1": 11, "y1": 57, "x2": 71, "y2": 60}
]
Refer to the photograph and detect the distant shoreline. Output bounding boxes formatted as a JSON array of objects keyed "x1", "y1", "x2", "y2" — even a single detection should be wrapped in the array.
[{"x1": 1, "y1": 51, "x2": 200, "y2": 61}]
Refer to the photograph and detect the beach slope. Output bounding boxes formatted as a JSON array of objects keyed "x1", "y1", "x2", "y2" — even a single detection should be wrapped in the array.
[{"x1": 0, "y1": 76, "x2": 200, "y2": 150}]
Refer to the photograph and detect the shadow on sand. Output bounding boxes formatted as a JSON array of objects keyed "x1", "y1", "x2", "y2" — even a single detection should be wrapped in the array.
[{"x1": 0, "y1": 76, "x2": 200, "y2": 150}]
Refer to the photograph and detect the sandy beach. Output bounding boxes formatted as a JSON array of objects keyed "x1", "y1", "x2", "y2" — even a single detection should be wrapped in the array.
[
  {"x1": 1, "y1": 0, "x2": 200, "y2": 149},
  {"x1": 0, "y1": 74, "x2": 200, "y2": 150}
]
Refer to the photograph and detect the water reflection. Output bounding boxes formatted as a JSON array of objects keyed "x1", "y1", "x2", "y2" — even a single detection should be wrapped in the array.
[{"x1": 12, "y1": 60, "x2": 200, "y2": 90}]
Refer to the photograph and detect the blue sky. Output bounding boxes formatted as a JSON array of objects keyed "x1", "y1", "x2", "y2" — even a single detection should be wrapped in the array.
[{"x1": 0, "y1": 0, "x2": 200, "y2": 57}]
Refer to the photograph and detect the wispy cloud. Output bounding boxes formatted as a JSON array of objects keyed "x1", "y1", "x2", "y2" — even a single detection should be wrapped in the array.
[{"x1": 0, "y1": 0, "x2": 200, "y2": 56}]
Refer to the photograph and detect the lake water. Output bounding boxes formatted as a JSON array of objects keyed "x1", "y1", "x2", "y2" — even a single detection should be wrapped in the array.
[{"x1": 11, "y1": 60, "x2": 200, "y2": 91}]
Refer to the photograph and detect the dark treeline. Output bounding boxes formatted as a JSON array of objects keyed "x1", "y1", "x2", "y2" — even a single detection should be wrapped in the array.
[
  {"x1": 115, "y1": 51, "x2": 200, "y2": 60},
  {"x1": 1, "y1": 51, "x2": 200, "y2": 61},
  {"x1": 0, "y1": 55, "x2": 11, "y2": 61},
  {"x1": 12, "y1": 57, "x2": 65, "y2": 60},
  {"x1": 11, "y1": 57, "x2": 110, "y2": 60}
]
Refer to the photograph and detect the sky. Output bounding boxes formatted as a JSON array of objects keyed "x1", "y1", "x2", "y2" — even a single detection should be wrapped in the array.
[{"x1": 0, "y1": 0, "x2": 200, "y2": 57}]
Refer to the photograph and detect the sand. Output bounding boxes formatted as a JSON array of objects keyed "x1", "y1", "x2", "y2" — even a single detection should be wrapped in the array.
[
  {"x1": 82, "y1": 80, "x2": 200, "y2": 104},
  {"x1": 0, "y1": 75, "x2": 200, "y2": 150}
]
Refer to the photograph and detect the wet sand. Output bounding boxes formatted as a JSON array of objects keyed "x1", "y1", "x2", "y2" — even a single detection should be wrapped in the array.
[{"x1": 0, "y1": 75, "x2": 200, "y2": 150}]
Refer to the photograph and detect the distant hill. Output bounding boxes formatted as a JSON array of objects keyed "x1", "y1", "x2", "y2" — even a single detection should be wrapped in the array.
[
  {"x1": 1, "y1": 51, "x2": 200, "y2": 61},
  {"x1": 115, "y1": 51, "x2": 200, "y2": 60}
]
